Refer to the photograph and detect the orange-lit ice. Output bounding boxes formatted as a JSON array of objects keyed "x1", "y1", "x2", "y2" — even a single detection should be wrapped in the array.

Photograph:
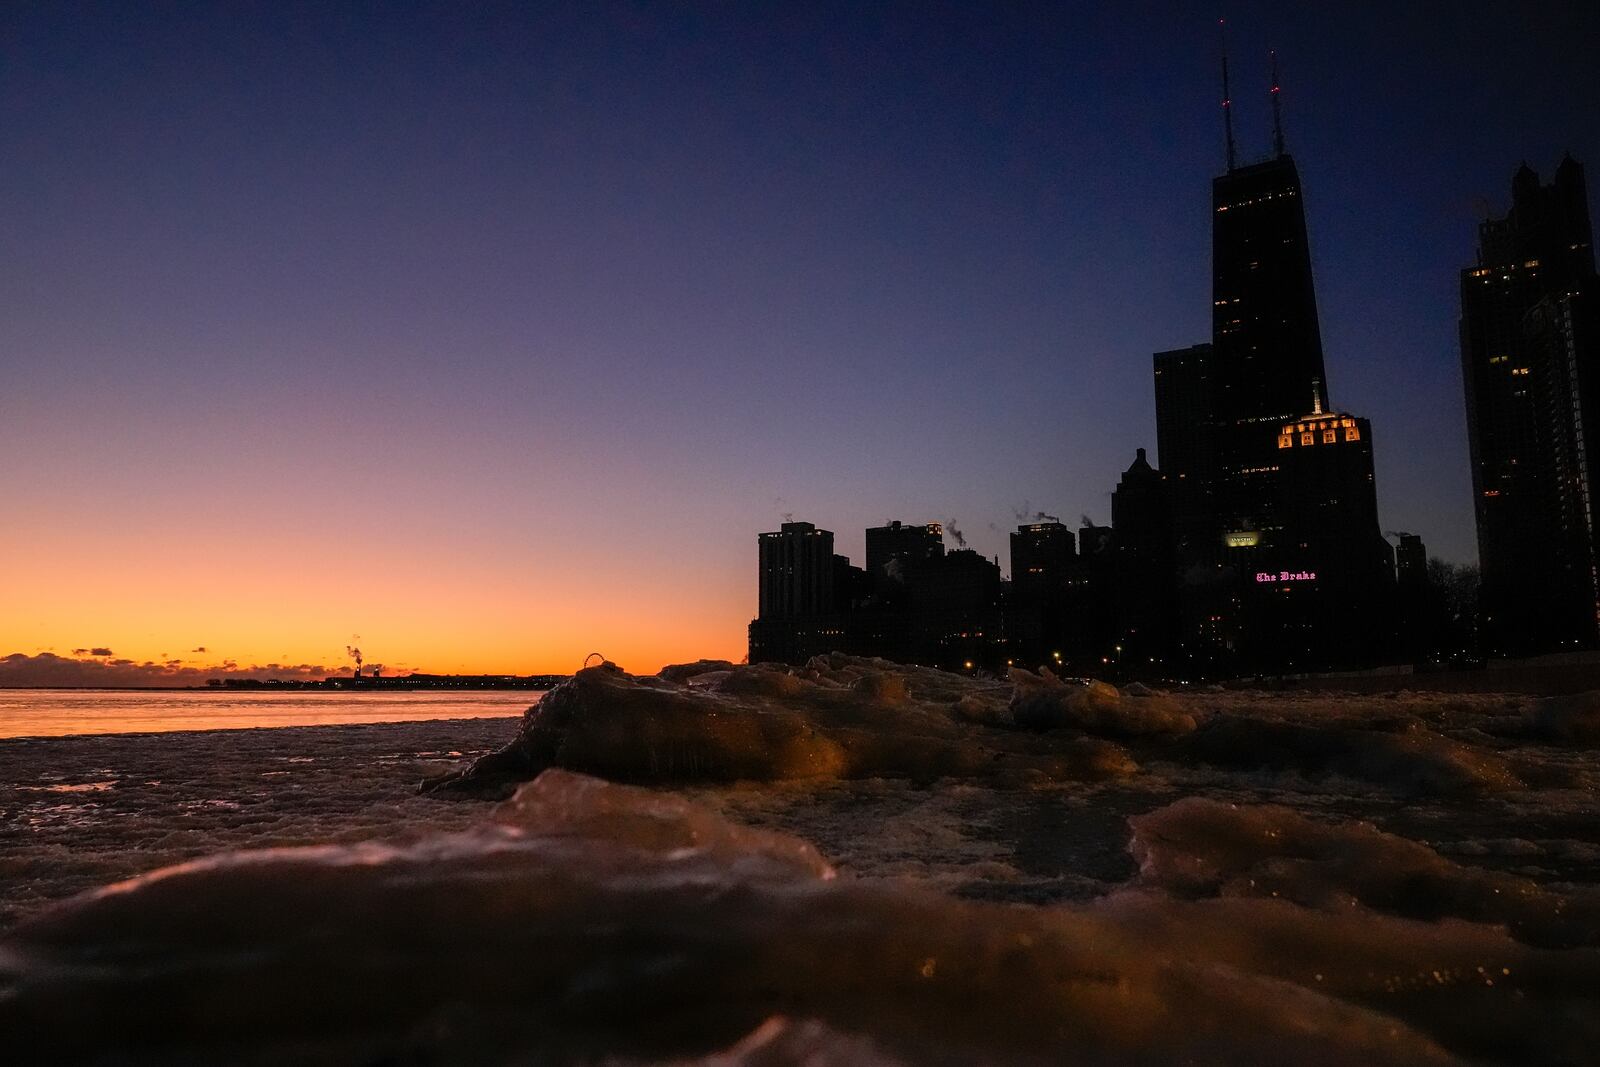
[{"x1": 3, "y1": 661, "x2": 1599, "y2": 1064}]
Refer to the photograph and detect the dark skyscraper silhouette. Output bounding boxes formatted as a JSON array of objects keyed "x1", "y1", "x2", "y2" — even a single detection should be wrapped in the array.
[
  {"x1": 1153, "y1": 342, "x2": 1218, "y2": 556},
  {"x1": 1211, "y1": 154, "x2": 1328, "y2": 426},
  {"x1": 750, "y1": 521, "x2": 849, "y2": 664},
  {"x1": 756, "y1": 521, "x2": 836, "y2": 620},
  {"x1": 1154, "y1": 50, "x2": 1392, "y2": 671},
  {"x1": 1007, "y1": 520, "x2": 1076, "y2": 665},
  {"x1": 865, "y1": 521, "x2": 945, "y2": 583},
  {"x1": 1394, "y1": 533, "x2": 1428, "y2": 589},
  {"x1": 751, "y1": 519, "x2": 1004, "y2": 671},
  {"x1": 1460, "y1": 156, "x2": 1600, "y2": 653},
  {"x1": 1009, "y1": 521, "x2": 1075, "y2": 601},
  {"x1": 1111, "y1": 448, "x2": 1176, "y2": 665},
  {"x1": 1209, "y1": 35, "x2": 1326, "y2": 430}
]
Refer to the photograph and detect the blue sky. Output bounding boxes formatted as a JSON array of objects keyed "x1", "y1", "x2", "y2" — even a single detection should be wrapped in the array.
[{"x1": 3, "y1": 2, "x2": 1596, "y2": 669}]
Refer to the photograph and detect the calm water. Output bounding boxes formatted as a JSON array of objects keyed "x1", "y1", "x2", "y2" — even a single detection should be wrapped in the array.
[{"x1": 0, "y1": 688, "x2": 540, "y2": 738}]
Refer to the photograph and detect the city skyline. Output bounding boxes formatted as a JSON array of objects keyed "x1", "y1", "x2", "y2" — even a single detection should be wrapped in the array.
[
  {"x1": 749, "y1": 109, "x2": 1403, "y2": 678},
  {"x1": 3, "y1": 4, "x2": 1598, "y2": 677}
]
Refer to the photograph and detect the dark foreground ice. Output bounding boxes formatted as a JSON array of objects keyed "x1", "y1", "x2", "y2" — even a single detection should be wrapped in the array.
[{"x1": 3, "y1": 656, "x2": 1599, "y2": 1064}]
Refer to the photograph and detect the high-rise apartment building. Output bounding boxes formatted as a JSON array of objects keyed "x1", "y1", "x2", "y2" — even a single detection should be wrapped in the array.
[
  {"x1": 1009, "y1": 521, "x2": 1076, "y2": 602},
  {"x1": 756, "y1": 521, "x2": 836, "y2": 620},
  {"x1": 1006, "y1": 520, "x2": 1076, "y2": 665},
  {"x1": 1460, "y1": 156, "x2": 1599, "y2": 653},
  {"x1": 1394, "y1": 533, "x2": 1427, "y2": 589},
  {"x1": 750, "y1": 521, "x2": 848, "y2": 665},
  {"x1": 1111, "y1": 448, "x2": 1176, "y2": 665},
  {"x1": 865, "y1": 521, "x2": 945, "y2": 579},
  {"x1": 1153, "y1": 343, "x2": 1217, "y2": 553}
]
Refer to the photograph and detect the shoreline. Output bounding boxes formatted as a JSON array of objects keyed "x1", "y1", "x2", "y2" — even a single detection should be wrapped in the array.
[
  {"x1": 0, "y1": 684, "x2": 554, "y2": 692},
  {"x1": 0, "y1": 712, "x2": 526, "y2": 744},
  {"x1": 0, "y1": 689, "x2": 540, "y2": 741}
]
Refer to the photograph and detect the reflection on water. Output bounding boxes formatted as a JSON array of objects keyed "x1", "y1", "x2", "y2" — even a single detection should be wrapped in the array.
[
  {"x1": 0, "y1": 688, "x2": 539, "y2": 738},
  {"x1": 0, "y1": 716, "x2": 519, "y2": 929}
]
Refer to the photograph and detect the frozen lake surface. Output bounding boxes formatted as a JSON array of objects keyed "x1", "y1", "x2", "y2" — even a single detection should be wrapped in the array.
[
  {"x1": 2, "y1": 661, "x2": 1598, "y2": 1064},
  {"x1": 0, "y1": 687, "x2": 534, "y2": 737}
]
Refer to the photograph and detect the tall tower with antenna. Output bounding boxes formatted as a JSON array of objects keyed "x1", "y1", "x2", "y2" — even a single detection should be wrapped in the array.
[
  {"x1": 1154, "y1": 38, "x2": 1394, "y2": 672},
  {"x1": 1220, "y1": 19, "x2": 1237, "y2": 172},
  {"x1": 1209, "y1": 46, "x2": 1327, "y2": 427},
  {"x1": 1270, "y1": 50, "x2": 1286, "y2": 158}
]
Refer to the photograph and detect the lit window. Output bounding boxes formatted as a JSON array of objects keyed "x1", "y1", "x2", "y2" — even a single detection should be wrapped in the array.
[
  {"x1": 1323, "y1": 429, "x2": 1337, "y2": 443},
  {"x1": 1278, "y1": 434, "x2": 1293, "y2": 449},
  {"x1": 1344, "y1": 427, "x2": 1360, "y2": 442},
  {"x1": 1301, "y1": 432, "x2": 1315, "y2": 446}
]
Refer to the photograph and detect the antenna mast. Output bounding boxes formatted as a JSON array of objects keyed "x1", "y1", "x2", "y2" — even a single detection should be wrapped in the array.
[
  {"x1": 1270, "y1": 49, "x2": 1286, "y2": 157},
  {"x1": 1220, "y1": 20, "x2": 1237, "y2": 171}
]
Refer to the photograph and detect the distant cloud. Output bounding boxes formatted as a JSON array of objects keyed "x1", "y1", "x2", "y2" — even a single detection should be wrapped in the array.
[
  {"x1": 0, "y1": 652, "x2": 343, "y2": 688},
  {"x1": 192, "y1": 646, "x2": 207, "y2": 653},
  {"x1": 90, "y1": 647, "x2": 113, "y2": 657}
]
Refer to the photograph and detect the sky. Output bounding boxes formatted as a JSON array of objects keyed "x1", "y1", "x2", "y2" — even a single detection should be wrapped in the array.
[{"x1": 3, "y1": 2, "x2": 1597, "y2": 681}]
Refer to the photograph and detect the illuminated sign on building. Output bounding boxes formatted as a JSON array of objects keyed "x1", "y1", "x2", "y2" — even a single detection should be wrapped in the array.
[
  {"x1": 1223, "y1": 531, "x2": 1261, "y2": 548},
  {"x1": 1256, "y1": 570, "x2": 1316, "y2": 583}
]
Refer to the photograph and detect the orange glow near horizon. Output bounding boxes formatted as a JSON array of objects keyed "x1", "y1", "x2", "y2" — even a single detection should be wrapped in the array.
[{"x1": 1, "y1": 503, "x2": 751, "y2": 680}]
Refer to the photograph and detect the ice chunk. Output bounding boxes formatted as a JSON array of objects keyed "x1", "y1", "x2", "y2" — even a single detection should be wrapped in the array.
[
  {"x1": 1008, "y1": 667, "x2": 1197, "y2": 737},
  {"x1": 678, "y1": 1017, "x2": 909, "y2": 1067},
  {"x1": 1177, "y1": 714, "x2": 1523, "y2": 794},
  {"x1": 1128, "y1": 797, "x2": 1599, "y2": 948},
  {"x1": 658, "y1": 660, "x2": 739, "y2": 684},
  {"x1": 427, "y1": 659, "x2": 1138, "y2": 794},
  {"x1": 1527, "y1": 691, "x2": 1600, "y2": 743},
  {"x1": 1095, "y1": 892, "x2": 1600, "y2": 1066},
  {"x1": 2, "y1": 769, "x2": 1478, "y2": 1066},
  {"x1": 494, "y1": 769, "x2": 833, "y2": 881}
]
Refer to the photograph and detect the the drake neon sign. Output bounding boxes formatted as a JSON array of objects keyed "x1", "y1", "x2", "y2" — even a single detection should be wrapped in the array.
[{"x1": 1256, "y1": 570, "x2": 1316, "y2": 583}]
